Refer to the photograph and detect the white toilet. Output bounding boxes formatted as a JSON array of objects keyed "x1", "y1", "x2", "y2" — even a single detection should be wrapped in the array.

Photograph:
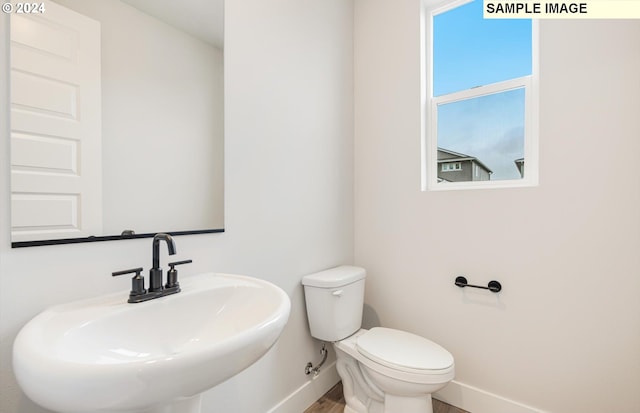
[{"x1": 302, "y1": 266, "x2": 454, "y2": 413}]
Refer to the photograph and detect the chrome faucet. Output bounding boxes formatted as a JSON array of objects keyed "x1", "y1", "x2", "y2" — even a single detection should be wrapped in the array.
[{"x1": 149, "y1": 233, "x2": 176, "y2": 292}]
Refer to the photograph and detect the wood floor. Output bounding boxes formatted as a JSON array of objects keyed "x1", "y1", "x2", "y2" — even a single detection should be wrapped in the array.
[{"x1": 304, "y1": 382, "x2": 470, "y2": 413}]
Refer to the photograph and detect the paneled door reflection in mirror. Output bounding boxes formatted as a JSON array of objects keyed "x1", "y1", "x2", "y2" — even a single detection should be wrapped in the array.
[{"x1": 9, "y1": 0, "x2": 224, "y2": 246}]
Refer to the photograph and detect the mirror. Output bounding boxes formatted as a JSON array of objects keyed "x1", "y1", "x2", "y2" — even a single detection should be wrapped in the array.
[{"x1": 9, "y1": 0, "x2": 224, "y2": 247}]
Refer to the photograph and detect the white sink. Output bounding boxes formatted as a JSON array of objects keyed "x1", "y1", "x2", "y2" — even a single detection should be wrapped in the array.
[{"x1": 13, "y1": 273, "x2": 291, "y2": 413}]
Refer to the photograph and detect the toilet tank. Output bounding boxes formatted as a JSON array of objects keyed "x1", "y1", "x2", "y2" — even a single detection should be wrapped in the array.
[{"x1": 302, "y1": 266, "x2": 366, "y2": 342}]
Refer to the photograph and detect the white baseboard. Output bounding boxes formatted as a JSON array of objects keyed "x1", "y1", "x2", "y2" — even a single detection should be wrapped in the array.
[
  {"x1": 434, "y1": 380, "x2": 549, "y2": 413},
  {"x1": 266, "y1": 361, "x2": 340, "y2": 413},
  {"x1": 267, "y1": 364, "x2": 547, "y2": 413}
]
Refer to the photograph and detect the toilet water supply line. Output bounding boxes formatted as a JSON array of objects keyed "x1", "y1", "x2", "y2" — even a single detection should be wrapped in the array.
[{"x1": 305, "y1": 343, "x2": 328, "y2": 376}]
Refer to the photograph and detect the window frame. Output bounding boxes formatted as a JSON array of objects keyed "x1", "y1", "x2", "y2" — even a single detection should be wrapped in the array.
[{"x1": 421, "y1": 0, "x2": 539, "y2": 191}]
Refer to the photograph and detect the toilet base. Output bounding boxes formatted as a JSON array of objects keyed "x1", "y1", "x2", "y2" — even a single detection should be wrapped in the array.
[
  {"x1": 384, "y1": 394, "x2": 433, "y2": 413},
  {"x1": 342, "y1": 394, "x2": 434, "y2": 413}
]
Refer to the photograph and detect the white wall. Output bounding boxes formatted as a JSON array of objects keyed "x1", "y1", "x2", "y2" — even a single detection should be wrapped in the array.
[
  {"x1": 0, "y1": 0, "x2": 353, "y2": 412},
  {"x1": 354, "y1": 1, "x2": 640, "y2": 413}
]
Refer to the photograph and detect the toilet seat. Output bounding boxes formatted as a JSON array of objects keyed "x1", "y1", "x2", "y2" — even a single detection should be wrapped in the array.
[
  {"x1": 356, "y1": 327, "x2": 454, "y2": 375},
  {"x1": 335, "y1": 329, "x2": 455, "y2": 387}
]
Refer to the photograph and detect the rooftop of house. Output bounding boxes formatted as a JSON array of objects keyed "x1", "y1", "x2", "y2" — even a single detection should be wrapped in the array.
[{"x1": 437, "y1": 147, "x2": 493, "y2": 173}]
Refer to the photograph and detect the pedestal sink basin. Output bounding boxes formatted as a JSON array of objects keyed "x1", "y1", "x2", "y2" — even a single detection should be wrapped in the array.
[{"x1": 13, "y1": 273, "x2": 291, "y2": 413}]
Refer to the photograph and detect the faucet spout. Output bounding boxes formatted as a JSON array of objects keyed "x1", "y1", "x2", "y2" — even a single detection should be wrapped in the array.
[
  {"x1": 152, "y1": 233, "x2": 176, "y2": 269},
  {"x1": 149, "y1": 233, "x2": 176, "y2": 292}
]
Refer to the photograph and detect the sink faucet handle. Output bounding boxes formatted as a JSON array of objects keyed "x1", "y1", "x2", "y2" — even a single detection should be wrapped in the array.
[
  {"x1": 112, "y1": 267, "x2": 146, "y2": 298},
  {"x1": 166, "y1": 259, "x2": 193, "y2": 289},
  {"x1": 168, "y1": 259, "x2": 193, "y2": 267}
]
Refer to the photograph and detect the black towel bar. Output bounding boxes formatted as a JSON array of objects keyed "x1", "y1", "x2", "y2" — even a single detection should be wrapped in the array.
[{"x1": 455, "y1": 276, "x2": 502, "y2": 293}]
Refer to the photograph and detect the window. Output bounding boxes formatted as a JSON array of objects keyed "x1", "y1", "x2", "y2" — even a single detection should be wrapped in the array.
[
  {"x1": 442, "y1": 162, "x2": 461, "y2": 172},
  {"x1": 422, "y1": 0, "x2": 538, "y2": 190}
]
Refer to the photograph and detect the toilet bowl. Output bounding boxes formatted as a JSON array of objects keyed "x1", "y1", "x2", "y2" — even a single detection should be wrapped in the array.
[{"x1": 302, "y1": 266, "x2": 455, "y2": 413}]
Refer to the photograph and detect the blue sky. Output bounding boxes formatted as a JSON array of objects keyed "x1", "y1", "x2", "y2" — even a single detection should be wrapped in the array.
[{"x1": 433, "y1": 0, "x2": 531, "y2": 180}]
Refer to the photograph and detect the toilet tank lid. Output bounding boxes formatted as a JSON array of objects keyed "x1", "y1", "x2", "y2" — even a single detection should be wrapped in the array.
[{"x1": 302, "y1": 265, "x2": 366, "y2": 288}]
